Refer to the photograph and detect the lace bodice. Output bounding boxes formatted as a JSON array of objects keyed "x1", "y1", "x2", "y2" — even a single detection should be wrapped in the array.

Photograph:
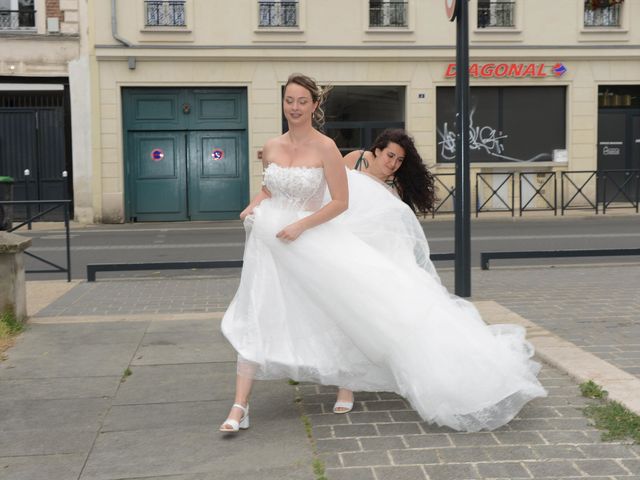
[{"x1": 263, "y1": 163, "x2": 327, "y2": 211}]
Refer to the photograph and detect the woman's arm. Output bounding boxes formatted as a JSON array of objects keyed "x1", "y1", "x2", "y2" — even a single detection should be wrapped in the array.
[{"x1": 276, "y1": 141, "x2": 348, "y2": 241}]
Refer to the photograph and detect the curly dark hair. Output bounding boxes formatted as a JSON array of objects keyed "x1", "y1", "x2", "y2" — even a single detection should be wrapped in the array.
[{"x1": 369, "y1": 129, "x2": 436, "y2": 215}]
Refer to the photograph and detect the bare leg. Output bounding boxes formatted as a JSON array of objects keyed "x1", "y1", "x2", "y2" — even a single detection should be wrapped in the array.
[
  {"x1": 220, "y1": 357, "x2": 257, "y2": 430},
  {"x1": 220, "y1": 374, "x2": 254, "y2": 428},
  {"x1": 334, "y1": 387, "x2": 354, "y2": 413}
]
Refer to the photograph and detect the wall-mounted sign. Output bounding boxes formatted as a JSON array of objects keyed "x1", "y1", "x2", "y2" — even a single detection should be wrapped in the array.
[
  {"x1": 599, "y1": 141, "x2": 623, "y2": 157},
  {"x1": 212, "y1": 148, "x2": 225, "y2": 161},
  {"x1": 150, "y1": 148, "x2": 165, "y2": 162},
  {"x1": 445, "y1": 63, "x2": 568, "y2": 79}
]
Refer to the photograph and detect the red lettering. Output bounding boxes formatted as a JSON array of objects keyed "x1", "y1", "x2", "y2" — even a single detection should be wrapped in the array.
[
  {"x1": 523, "y1": 64, "x2": 536, "y2": 77},
  {"x1": 536, "y1": 63, "x2": 547, "y2": 77},
  {"x1": 444, "y1": 62, "x2": 561, "y2": 79},
  {"x1": 508, "y1": 64, "x2": 524, "y2": 77},
  {"x1": 494, "y1": 63, "x2": 508, "y2": 77},
  {"x1": 479, "y1": 63, "x2": 494, "y2": 78},
  {"x1": 445, "y1": 63, "x2": 456, "y2": 78}
]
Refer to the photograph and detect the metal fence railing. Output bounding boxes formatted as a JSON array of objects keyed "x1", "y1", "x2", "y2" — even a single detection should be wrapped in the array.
[
  {"x1": 584, "y1": 1, "x2": 622, "y2": 27},
  {"x1": 0, "y1": 9, "x2": 36, "y2": 29},
  {"x1": 519, "y1": 172, "x2": 557, "y2": 216},
  {"x1": 145, "y1": 1, "x2": 185, "y2": 27},
  {"x1": 369, "y1": 1, "x2": 408, "y2": 27},
  {"x1": 259, "y1": 1, "x2": 297, "y2": 27},
  {"x1": 477, "y1": 1, "x2": 515, "y2": 28},
  {"x1": 601, "y1": 169, "x2": 640, "y2": 214},
  {"x1": 428, "y1": 170, "x2": 639, "y2": 217},
  {"x1": 0, "y1": 200, "x2": 72, "y2": 282},
  {"x1": 475, "y1": 172, "x2": 515, "y2": 217}
]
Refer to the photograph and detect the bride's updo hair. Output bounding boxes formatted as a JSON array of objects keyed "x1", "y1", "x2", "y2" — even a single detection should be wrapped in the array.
[{"x1": 284, "y1": 73, "x2": 331, "y2": 129}]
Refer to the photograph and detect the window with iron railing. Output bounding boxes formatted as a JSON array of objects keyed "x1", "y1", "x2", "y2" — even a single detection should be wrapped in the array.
[
  {"x1": 259, "y1": 1, "x2": 298, "y2": 27},
  {"x1": 145, "y1": 0, "x2": 186, "y2": 27},
  {"x1": 584, "y1": 0, "x2": 622, "y2": 27},
  {"x1": 477, "y1": 1, "x2": 515, "y2": 28},
  {"x1": 369, "y1": 1, "x2": 408, "y2": 28},
  {"x1": 0, "y1": 0, "x2": 35, "y2": 30}
]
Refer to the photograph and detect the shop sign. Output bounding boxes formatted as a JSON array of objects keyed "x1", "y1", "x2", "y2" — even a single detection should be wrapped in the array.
[
  {"x1": 445, "y1": 63, "x2": 567, "y2": 79},
  {"x1": 599, "y1": 141, "x2": 623, "y2": 156}
]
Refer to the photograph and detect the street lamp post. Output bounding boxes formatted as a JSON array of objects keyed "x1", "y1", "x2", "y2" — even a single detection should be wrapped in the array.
[{"x1": 447, "y1": 0, "x2": 471, "y2": 297}]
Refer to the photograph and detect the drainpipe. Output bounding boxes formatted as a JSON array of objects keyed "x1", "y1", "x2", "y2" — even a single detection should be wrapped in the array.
[{"x1": 111, "y1": 0, "x2": 133, "y2": 47}]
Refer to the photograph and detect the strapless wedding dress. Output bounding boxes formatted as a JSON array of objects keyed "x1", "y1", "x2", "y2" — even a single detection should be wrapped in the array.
[{"x1": 221, "y1": 163, "x2": 546, "y2": 432}]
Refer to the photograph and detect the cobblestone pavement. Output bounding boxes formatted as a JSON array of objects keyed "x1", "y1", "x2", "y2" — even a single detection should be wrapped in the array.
[
  {"x1": 300, "y1": 366, "x2": 640, "y2": 480},
  {"x1": 459, "y1": 264, "x2": 640, "y2": 379}
]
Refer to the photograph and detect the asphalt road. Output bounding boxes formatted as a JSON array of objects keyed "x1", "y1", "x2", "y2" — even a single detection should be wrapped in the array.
[{"x1": 16, "y1": 213, "x2": 640, "y2": 280}]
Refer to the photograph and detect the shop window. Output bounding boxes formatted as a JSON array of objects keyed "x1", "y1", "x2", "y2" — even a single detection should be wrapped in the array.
[
  {"x1": 282, "y1": 86, "x2": 405, "y2": 155},
  {"x1": 369, "y1": 1, "x2": 408, "y2": 28},
  {"x1": 477, "y1": 0, "x2": 515, "y2": 28},
  {"x1": 259, "y1": 1, "x2": 298, "y2": 27},
  {"x1": 0, "y1": 0, "x2": 35, "y2": 30},
  {"x1": 324, "y1": 86, "x2": 405, "y2": 155},
  {"x1": 584, "y1": 0, "x2": 623, "y2": 27},
  {"x1": 145, "y1": 0, "x2": 186, "y2": 27},
  {"x1": 436, "y1": 86, "x2": 566, "y2": 163},
  {"x1": 599, "y1": 85, "x2": 640, "y2": 108}
]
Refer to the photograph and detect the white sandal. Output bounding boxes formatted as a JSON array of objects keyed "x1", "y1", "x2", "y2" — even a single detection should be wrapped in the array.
[
  {"x1": 333, "y1": 401, "x2": 354, "y2": 414},
  {"x1": 219, "y1": 403, "x2": 250, "y2": 433}
]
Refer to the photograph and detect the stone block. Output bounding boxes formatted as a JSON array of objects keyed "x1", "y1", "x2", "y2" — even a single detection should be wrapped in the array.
[{"x1": 0, "y1": 232, "x2": 32, "y2": 323}]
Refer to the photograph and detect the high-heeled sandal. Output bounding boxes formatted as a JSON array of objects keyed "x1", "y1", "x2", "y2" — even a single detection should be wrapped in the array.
[{"x1": 219, "y1": 403, "x2": 250, "y2": 433}]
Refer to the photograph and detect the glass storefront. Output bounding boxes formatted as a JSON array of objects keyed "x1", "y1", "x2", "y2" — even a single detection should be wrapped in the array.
[
  {"x1": 436, "y1": 86, "x2": 566, "y2": 164},
  {"x1": 283, "y1": 85, "x2": 405, "y2": 155}
]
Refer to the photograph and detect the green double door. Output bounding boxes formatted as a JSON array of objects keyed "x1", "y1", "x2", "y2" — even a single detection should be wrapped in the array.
[{"x1": 123, "y1": 88, "x2": 248, "y2": 221}]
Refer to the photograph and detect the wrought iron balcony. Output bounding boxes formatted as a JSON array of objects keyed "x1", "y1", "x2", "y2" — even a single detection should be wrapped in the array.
[
  {"x1": 369, "y1": 2, "x2": 408, "y2": 28},
  {"x1": 0, "y1": 10, "x2": 36, "y2": 30},
  {"x1": 477, "y1": 1, "x2": 515, "y2": 28},
  {"x1": 584, "y1": 2, "x2": 622, "y2": 27},
  {"x1": 259, "y1": 1, "x2": 298, "y2": 27},
  {"x1": 145, "y1": 1, "x2": 186, "y2": 27}
]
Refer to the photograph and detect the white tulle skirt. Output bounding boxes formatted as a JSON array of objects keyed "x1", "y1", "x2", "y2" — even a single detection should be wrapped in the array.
[{"x1": 221, "y1": 170, "x2": 547, "y2": 432}]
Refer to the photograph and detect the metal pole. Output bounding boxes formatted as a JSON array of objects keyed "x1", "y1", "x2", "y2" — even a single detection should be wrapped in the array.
[
  {"x1": 454, "y1": 0, "x2": 471, "y2": 297},
  {"x1": 24, "y1": 169, "x2": 32, "y2": 230},
  {"x1": 64, "y1": 202, "x2": 71, "y2": 282}
]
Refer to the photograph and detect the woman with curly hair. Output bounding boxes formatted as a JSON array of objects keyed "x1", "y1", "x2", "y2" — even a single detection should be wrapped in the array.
[{"x1": 343, "y1": 129, "x2": 436, "y2": 215}]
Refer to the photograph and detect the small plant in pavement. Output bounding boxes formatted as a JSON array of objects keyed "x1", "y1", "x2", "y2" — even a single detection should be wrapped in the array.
[
  {"x1": 121, "y1": 367, "x2": 133, "y2": 382},
  {"x1": 580, "y1": 380, "x2": 607, "y2": 399},
  {"x1": 580, "y1": 379, "x2": 639, "y2": 444},
  {"x1": 0, "y1": 307, "x2": 23, "y2": 356}
]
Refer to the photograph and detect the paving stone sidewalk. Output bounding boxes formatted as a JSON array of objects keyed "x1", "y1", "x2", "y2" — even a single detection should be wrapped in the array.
[
  {"x1": 300, "y1": 367, "x2": 640, "y2": 480},
  {"x1": 35, "y1": 264, "x2": 640, "y2": 380},
  {"x1": 0, "y1": 316, "x2": 314, "y2": 480},
  {"x1": 4, "y1": 263, "x2": 639, "y2": 479}
]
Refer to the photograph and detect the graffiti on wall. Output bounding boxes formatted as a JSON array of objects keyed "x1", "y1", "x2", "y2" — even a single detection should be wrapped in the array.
[{"x1": 437, "y1": 107, "x2": 551, "y2": 162}]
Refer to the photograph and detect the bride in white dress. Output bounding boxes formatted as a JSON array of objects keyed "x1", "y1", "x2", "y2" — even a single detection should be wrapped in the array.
[{"x1": 219, "y1": 73, "x2": 547, "y2": 434}]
